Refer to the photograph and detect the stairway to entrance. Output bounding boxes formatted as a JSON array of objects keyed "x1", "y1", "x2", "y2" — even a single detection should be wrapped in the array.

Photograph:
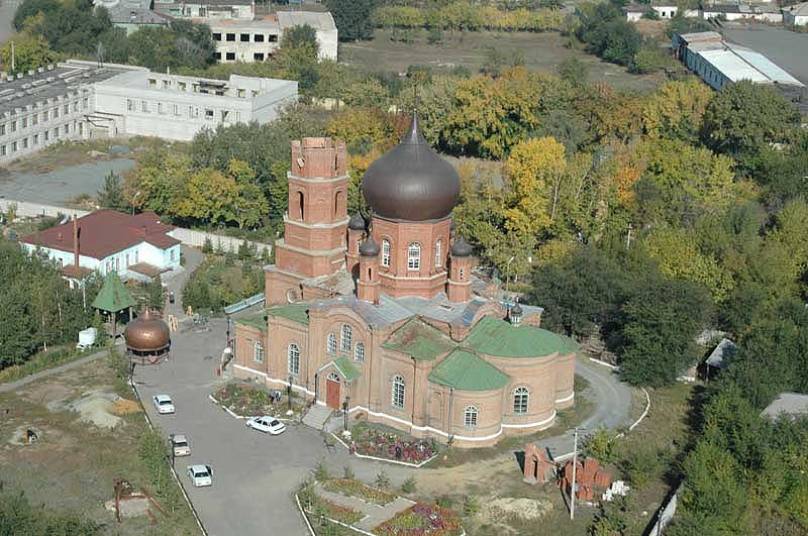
[{"x1": 302, "y1": 404, "x2": 333, "y2": 430}]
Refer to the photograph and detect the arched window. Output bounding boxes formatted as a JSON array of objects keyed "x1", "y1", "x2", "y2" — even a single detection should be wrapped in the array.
[
  {"x1": 327, "y1": 333, "x2": 337, "y2": 354},
  {"x1": 464, "y1": 406, "x2": 478, "y2": 428},
  {"x1": 407, "y1": 243, "x2": 420, "y2": 270},
  {"x1": 297, "y1": 191, "x2": 305, "y2": 220},
  {"x1": 288, "y1": 343, "x2": 300, "y2": 375},
  {"x1": 341, "y1": 324, "x2": 352, "y2": 352},
  {"x1": 435, "y1": 239, "x2": 442, "y2": 267},
  {"x1": 334, "y1": 190, "x2": 344, "y2": 217},
  {"x1": 392, "y1": 375, "x2": 405, "y2": 409},
  {"x1": 513, "y1": 387, "x2": 529, "y2": 414},
  {"x1": 354, "y1": 342, "x2": 365, "y2": 362},
  {"x1": 381, "y1": 239, "x2": 391, "y2": 267}
]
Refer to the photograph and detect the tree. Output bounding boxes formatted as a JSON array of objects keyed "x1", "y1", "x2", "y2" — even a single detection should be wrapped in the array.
[
  {"x1": 0, "y1": 32, "x2": 55, "y2": 74},
  {"x1": 557, "y1": 56, "x2": 588, "y2": 85},
  {"x1": 146, "y1": 275, "x2": 164, "y2": 311},
  {"x1": 281, "y1": 24, "x2": 318, "y2": 55},
  {"x1": 326, "y1": 0, "x2": 376, "y2": 41},
  {"x1": 617, "y1": 277, "x2": 713, "y2": 387},
  {"x1": 0, "y1": 488, "x2": 99, "y2": 535},
  {"x1": 642, "y1": 79, "x2": 712, "y2": 142},
  {"x1": 97, "y1": 171, "x2": 125, "y2": 210},
  {"x1": 701, "y1": 81, "x2": 801, "y2": 160}
]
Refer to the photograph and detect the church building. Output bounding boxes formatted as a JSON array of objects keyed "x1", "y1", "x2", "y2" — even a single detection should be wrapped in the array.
[{"x1": 233, "y1": 115, "x2": 577, "y2": 447}]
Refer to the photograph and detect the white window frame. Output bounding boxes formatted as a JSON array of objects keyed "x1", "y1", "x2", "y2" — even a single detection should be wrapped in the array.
[
  {"x1": 407, "y1": 243, "x2": 420, "y2": 270},
  {"x1": 341, "y1": 324, "x2": 352, "y2": 352},
  {"x1": 392, "y1": 375, "x2": 405, "y2": 409},
  {"x1": 288, "y1": 343, "x2": 300, "y2": 375},
  {"x1": 354, "y1": 342, "x2": 364, "y2": 362},
  {"x1": 254, "y1": 342, "x2": 264, "y2": 363},
  {"x1": 382, "y1": 239, "x2": 391, "y2": 267},
  {"x1": 327, "y1": 333, "x2": 337, "y2": 354},
  {"x1": 513, "y1": 387, "x2": 529, "y2": 415},
  {"x1": 435, "y1": 239, "x2": 442, "y2": 267},
  {"x1": 464, "y1": 406, "x2": 478, "y2": 429}
]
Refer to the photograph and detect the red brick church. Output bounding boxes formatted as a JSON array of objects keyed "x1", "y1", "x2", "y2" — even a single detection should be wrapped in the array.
[{"x1": 233, "y1": 115, "x2": 577, "y2": 447}]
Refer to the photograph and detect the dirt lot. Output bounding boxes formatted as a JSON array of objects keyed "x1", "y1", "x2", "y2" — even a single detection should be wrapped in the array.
[
  {"x1": 341, "y1": 29, "x2": 666, "y2": 92},
  {"x1": 0, "y1": 354, "x2": 198, "y2": 535}
]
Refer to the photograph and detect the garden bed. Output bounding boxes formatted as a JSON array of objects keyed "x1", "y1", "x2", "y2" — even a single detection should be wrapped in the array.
[
  {"x1": 212, "y1": 382, "x2": 304, "y2": 419},
  {"x1": 321, "y1": 478, "x2": 397, "y2": 506},
  {"x1": 375, "y1": 502, "x2": 463, "y2": 536},
  {"x1": 349, "y1": 422, "x2": 440, "y2": 466}
]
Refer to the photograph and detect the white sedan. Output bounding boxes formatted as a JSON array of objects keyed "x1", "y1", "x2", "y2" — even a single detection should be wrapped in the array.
[
  {"x1": 246, "y1": 416, "x2": 286, "y2": 435},
  {"x1": 187, "y1": 464, "x2": 213, "y2": 488},
  {"x1": 152, "y1": 394, "x2": 175, "y2": 415}
]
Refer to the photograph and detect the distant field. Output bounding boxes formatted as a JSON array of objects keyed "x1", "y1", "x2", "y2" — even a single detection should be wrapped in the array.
[{"x1": 340, "y1": 29, "x2": 667, "y2": 92}]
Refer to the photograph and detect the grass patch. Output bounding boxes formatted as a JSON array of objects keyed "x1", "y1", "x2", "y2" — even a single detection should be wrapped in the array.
[
  {"x1": 427, "y1": 375, "x2": 594, "y2": 468},
  {"x1": 0, "y1": 344, "x2": 95, "y2": 384},
  {"x1": 321, "y1": 478, "x2": 397, "y2": 506}
]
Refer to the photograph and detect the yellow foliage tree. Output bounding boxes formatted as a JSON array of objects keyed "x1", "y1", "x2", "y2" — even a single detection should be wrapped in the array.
[{"x1": 642, "y1": 79, "x2": 713, "y2": 141}]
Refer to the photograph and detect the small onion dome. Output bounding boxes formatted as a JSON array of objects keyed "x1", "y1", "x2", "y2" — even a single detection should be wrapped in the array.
[
  {"x1": 361, "y1": 113, "x2": 460, "y2": 222},
  {"x1": 359, "y1": 237, "x2": 380, "y2": 257},
  {"x1": 348, "y1": 213, "x2": 366, "y2": 231},
  {"x1": 451, "y1": 237, "x2": 473, "y2": 257},
  {"x1": 124, "y1": 309, "x2": 171, "y2": 353}
]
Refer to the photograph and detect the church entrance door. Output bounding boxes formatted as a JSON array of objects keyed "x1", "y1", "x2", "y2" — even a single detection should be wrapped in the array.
[{"x1": 326, "y1": 373, "x2": 341, "y2": 409}]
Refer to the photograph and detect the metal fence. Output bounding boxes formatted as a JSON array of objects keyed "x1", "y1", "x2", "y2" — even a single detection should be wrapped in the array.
[{"x1": 0, "y1": 198, "x2": 272, "y2": 256}]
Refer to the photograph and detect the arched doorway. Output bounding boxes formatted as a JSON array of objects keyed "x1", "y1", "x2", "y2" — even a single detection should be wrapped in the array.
[{"x1": 326, "y1": 372, "x2": 341, "y2": 409}]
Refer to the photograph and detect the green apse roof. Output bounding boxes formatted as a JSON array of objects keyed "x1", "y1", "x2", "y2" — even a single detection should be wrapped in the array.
[
  {"x1": 267, "y1": 304, "x2": 309, "y2": 325},
  {"x1": 235, "y1": 310, "x2": 267, "y2": 330},
  {"x1": 428, "y1": 349, "x2": 510, "y2": 391},
  {"x1": 333, "y1": 356, "x2": 361, "y2": 382},
  {"x1": 382, "y1": 318, "x2": 455, "y2": 361},
  {"x1": 92, "y1": 271, "x2": 136, "y2": 313},
  {"x1": 465, "y1": 317, "x2": 579, "y2": 358}
]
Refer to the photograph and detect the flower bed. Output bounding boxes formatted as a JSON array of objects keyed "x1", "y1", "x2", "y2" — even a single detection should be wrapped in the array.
[
  {"x1": 375, "y1": 502, "x2": 463, "y2": 536},
  {"x1": 321, "y1": 478, "x2": 396, "y2": 506},
  {"x1": 213, "y1": 382, "x2": 302, "y2": 418},
  {"x1": 351, "y1": 423, "x2": 439, "y2": 465}
]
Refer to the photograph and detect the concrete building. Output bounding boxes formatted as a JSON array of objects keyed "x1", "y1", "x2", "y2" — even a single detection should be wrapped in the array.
[
  {"x1": 153, "y1": 0, "x2": 255, "y2": 20},
  {"x1": 0, "y1": 59, "x2": 298, "y2": 164},
  {"x1": 623, "y1": 3, "x2": 685, "y2": 21},
  {"x1": 208, "y1": 11, "x2": 338, "y2": 62},
  {"x1": 21, "y1": 209, "x2": 181, "y2": 282},
  {"x1": 700, "y1": 3, "x2": 783, "y2": 23},
  {"x1": 94, "y1": 0, "x2": 171, "y2": 35},
  {"x1": 784, "y1": 2, "x2": 808, "y2": 26},
  {"x1": 232, "y1": 117, "x2": 577, "y2": 448}
]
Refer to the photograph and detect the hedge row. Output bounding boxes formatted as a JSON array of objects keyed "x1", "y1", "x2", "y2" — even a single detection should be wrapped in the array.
[{"x1": 373, "y1": 3, "x2": 564, "y2": 32}]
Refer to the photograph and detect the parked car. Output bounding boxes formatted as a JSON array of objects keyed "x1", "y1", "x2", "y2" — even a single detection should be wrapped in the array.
[
  {"x1": 171, "y1": 434, "x2": 191, "y2": 457},
  {"x1": 246, "y1": 415, "x2": 286, "y2": 435},
  {"x1": 152, "y1": 394, "x2": 175, "y2": 415},
  {"x1": 187, "y1": 464, "x2": 212, "y2": 487}
]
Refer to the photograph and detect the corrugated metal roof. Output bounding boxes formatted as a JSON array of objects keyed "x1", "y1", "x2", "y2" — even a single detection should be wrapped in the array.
[
  {"x1": 700, "y1": 49, "x2": 770, "y2": 83},
  {"x1": 728, "y1": 45, "x2": 805, "y2": 86}
]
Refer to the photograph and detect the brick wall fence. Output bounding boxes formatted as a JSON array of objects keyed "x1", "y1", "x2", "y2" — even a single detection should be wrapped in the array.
[{"x1": 0, "y1": 198, "x2": 272, "y2": 256}]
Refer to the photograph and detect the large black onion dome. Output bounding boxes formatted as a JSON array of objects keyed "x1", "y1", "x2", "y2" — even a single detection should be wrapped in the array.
[
  {"x1": 359, "y1": 237, "x2": 380, "y2": 257},
  {"x1": 348, "y1": 213, "x2": 366, "y2": 231},
  {"x1": 451, "y1": 237, "x2": 473, "y2": 257},
  {"x1": 361, "y1": 113, "x2": 460, "y2": 222}
]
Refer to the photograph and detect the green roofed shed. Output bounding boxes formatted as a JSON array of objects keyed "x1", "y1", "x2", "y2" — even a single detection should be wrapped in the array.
[
  {"x1": 334, "y1": 356, "x2": 361, "y2": 382},
  {"x1": 383, "y1": 318, "x2": 455, "y2": 361},
  {"x1": 466, "y1": 317, "x2": 578, "y2": 358},
  {"x1": 428, "y1": 349, "x2": 510, "y2": 391},
  {"x1": 267, "y1": 304, "x2": 309, "y2": 325},
  {"x1": 92, "y1": 271, "x2": 136, "y2": 313}
]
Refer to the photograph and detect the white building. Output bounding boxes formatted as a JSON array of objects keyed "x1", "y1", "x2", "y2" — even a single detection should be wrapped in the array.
[
  {"x1": 700, "y1": 3, "x2": 783, "y2": 23},
  {"x1": 208, "y1": 11, "x2": 338, "y2": 62},
  {"x1": 21, "y1": 210, "x2": 181, "y2": 282},
  {"x1": 0, "y1": 60, "x2": 298, "y2": 164},
  {"x1": 153, "y1": 0, "x2": 255, "y2": 20},
  {"x1": 784, "y1": 2, "x2": 808, "y2": 26},
  {"x1": 623, "y1": 3, "x2": 697, "y2": 21}
]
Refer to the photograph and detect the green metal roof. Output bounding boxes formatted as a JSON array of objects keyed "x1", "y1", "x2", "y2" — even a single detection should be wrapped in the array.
[
  {"x1": 92, "y1": 271, "x2": 136, "y2": 313},
  {"x1": 465, "y1": 316, "x2": 578, "y2": 358},
  {"x1": 334, "y1": 356, "x2": 361, "y2": 382},
  {"x1": 267, "y1": 304, "x2": 309, "y2": 325},
  {"x1": 428, "y1": 349, "x2": 510, "y2": 392},
  {"x1": 235, "y1": 310, "x2": 267, "y2": 330},
  {"x1": 382, "y1": 318, "x2": 455, "y2": 361}
]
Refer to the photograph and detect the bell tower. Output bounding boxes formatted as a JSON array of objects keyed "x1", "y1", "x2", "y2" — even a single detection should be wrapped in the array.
[{"x1": 265, "y1": 137, "x2": 349, "y2": 304}]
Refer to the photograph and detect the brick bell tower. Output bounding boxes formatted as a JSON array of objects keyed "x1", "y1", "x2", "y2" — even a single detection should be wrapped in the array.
[{"x1": 265, "y1": 137, "x2": 349, "y2": 305}]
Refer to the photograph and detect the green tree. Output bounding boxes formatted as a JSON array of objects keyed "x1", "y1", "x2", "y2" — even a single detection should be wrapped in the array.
[
  {"x1": 0, "y1": 32, "x2": 55, "y2": 74},
  {"x1": 282, "y1": 24, "x2": 318, "y2": 55},
  {"x1": 96, "y1": 171, "x2": 125, "y2": 210},
  {"x1": 326, "y1": 0, "x2": 376, "y2": 41},
  {"x1": 146, "y1": 275, "x2": 164, "y2": 311},
  {"x1": 557, "y1": 56, "x2": 588, "y2": 85}
]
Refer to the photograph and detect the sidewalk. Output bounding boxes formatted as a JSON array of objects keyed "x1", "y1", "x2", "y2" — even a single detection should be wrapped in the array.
[{"x1": 315, "y1": 483, "x2": 415, "y2": 532}]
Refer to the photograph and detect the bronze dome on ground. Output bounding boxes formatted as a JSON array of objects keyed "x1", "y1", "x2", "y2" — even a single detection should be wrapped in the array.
[
  {"x1": 361, "y1": 113, "x2": 460, "y2": 222},
  {"x1": 124, "y1": 308, "x2": 171, "y2": 355}
]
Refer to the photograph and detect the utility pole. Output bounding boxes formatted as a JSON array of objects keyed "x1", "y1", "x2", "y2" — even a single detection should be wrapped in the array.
[
  {"x1": 10, "y1": 41, "x2": 15, "y2": 73},
  {"x1": 626, "y1": 223, "x2": 633, "y2": 251},
  {"x1": 570, "y1": 427, "x2": 580, "y2": 520}
]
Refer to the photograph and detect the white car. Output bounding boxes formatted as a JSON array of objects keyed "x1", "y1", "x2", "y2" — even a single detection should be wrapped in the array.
[
  {"x1": 171, "y1": 434, "x2": 191, "y2": 457},
  {"x1": 246, "y1": 416, "x2": 286, "y2": 435},
  {"x1": 152, "y1": 394, "x2": 175, "y2": 415},
  {"x1": 187, "y1": 464, "x2": 212, "y2": 488}
]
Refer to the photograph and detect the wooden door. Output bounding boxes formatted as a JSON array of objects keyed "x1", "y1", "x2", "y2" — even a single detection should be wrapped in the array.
[{"x1": 326, "y1": 376, "x2": 340, "y2": 409}]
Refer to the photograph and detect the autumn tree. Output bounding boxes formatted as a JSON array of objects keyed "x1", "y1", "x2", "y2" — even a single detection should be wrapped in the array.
[
  {"x1": 642, "y1": 79, "x2": 712, "y2": 142},
  {"x1": 0, "y1": 32, "x2": 55, "y2": 74}
]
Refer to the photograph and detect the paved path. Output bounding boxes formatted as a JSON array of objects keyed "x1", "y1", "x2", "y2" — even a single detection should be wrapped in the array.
[
  {"x1": 0, "y1": 347, "x2": 109, "y2": 394},
  {"x1": 315, "y1": 483, "x2": 414, "y2": 531},
  {"x1": 162, "y1": 245, "x2": 204, "y2": 319}
]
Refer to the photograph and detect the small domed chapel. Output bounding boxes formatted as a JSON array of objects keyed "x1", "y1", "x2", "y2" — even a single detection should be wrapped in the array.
[{"x1": 233, "y1": 114, "x2": 577, "y2": 447}]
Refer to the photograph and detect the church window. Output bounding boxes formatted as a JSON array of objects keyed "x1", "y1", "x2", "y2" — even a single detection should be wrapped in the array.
[
  {"x1": 464, "y1": 406, "x2": 478, "y2": 428},
  {"x1": 288, "y1": 343, "x2": 300, "y2": 375},
  {"x1": 341, "y1": 324, "x2": 352, "y2": 352},
  {"x1": 435, "y1": 239, "x2": 442, "y2": 267},
  {"x1": 407, "y1": 243, "x2": 420, "y2": 270},
  {"x1": 354, "y1": 342, "x2": 364, "y2": 362},
  {"x1": 254, "y1": 342, "x2": 264, "y2": 363},
  {"x1": 327, "y1": 333, "x2": 337, "y2": 354},
  {"x1": 392, "y1": 375, "x2": 405, "y2": 409},
  {"x1": 513, "y1": 387, "x2": 529, "y2": 414},
  {"x1": 382, "y1": 239, "x2": 391, "y2": 267}
]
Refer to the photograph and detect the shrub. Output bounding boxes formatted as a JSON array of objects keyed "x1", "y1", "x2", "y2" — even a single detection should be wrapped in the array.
[
  {"x1": 436, "y1": 495, "x2": 455, "y2": 508},
  {"x1": 343, "y1": 465, "x2": 355, "y2": 480},
  {"x1": 314, "y1": 459, "x2": 330, "y2": 481},
  {"x1": 375, "y1": 470, "x2": 391, "y2": 490},
  {"x1": 401, "y1": 476, "x2": 416, "y2": 493},
  {"x1": 582, "y1": 428, "x2": 619, "y2": 464},
  {"x1": 463, "y1": 495, "x2": 480, "y2": 516},
  {"x1": 202, "y1": 237, "x2": 213, "y2": 253}
]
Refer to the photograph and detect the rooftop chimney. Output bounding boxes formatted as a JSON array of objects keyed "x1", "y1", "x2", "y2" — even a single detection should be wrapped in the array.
[{"x1": 72, "y1": 216, "x2": 80, "y2": 268}]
